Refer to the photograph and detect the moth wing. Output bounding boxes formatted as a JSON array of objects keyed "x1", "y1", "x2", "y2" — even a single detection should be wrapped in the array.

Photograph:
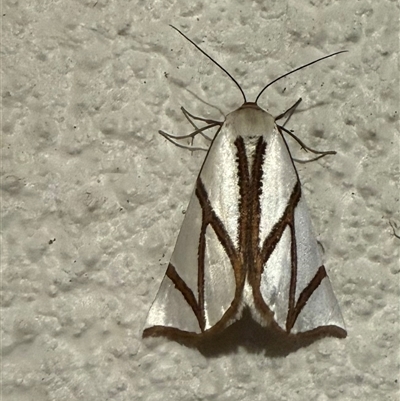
[
  {"x1": 254, "y1": 126, "x2": 346, "y2": 337},
  {"x1": 143, "y1": 129, "x2": 240, "y2": 338},
  {"x1": 290, "y1": 196, "x2": 346, "y2": 335}
]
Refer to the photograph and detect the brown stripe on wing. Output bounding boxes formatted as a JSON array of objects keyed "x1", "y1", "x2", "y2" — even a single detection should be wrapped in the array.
[
  {"x1": 249, "y1": 138, "x2": 267, "y2": 259},
  {"x1": 166, "y1": 263, "x2": 205, "y2": 331},
  {"x1": 249, "y1": 180, "x2": 302, "y2": 325},
  {"x1": 195, "y1": 178, "x2": 243, "y2": 328},
  {"x1": 259, "y1": 181, "x2": 301, "y2": 269},
  {"x1": 234, "y1": 136, "x2": 250, "y2": 256},
  {"x1": 196, "y1": 178, "x2": 239, "y2": 271},
  {"x1": 236, "y1": 136, "x2": 267, "y2": 287},
  {"x1": 286, "y1": 265, "x2": 327, "y2": 332}
]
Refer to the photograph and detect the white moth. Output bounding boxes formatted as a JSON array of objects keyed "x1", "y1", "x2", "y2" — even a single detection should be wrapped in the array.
[{"x1": 143, "y1": 26, "x2": 347, "y2": 340}]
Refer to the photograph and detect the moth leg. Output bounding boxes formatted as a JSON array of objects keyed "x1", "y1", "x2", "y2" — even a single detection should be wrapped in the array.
[
  {"x1": 181, "y1": 107, "x2": 223, "y2": 126},
  {"x1": 181, "y1": 108, "x2": 211, "y2": 146},
  {"x1": 159, "y1": 124, "x2": 222, "y2": 152},
  {"x1": 275, "y1": 98, "x2": 302, "y2": 125},
  {"x1": 159, "y1": 106, "x2": 223, "y2": 152},
  {"x1": 181, "y1": 107, "x2": 223, "y2": 150},
  {"x1": 292, "y1": 154, "x2": 333, "y2": 164},
  {"x1": 279, "y1": 125, "x2": 336, "y2": 157}
]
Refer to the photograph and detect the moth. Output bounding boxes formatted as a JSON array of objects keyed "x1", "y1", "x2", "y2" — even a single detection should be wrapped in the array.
[{"x1": 143, "y1": 26, "x2": 347, "y2": 340}]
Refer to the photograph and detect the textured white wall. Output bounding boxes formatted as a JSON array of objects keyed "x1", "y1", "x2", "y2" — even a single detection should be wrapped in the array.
[{"x1": 2, "y1": 1, "x2": 399, "y2": 400}]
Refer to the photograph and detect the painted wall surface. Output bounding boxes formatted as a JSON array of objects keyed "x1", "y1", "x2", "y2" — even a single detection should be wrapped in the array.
[{"x1": 2, "y1": 1, "x2": 399, "y2": 400}]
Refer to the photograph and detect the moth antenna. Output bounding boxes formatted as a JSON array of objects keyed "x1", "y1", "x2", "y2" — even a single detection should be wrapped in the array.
[
  {"x1": 255, "y1": 50, "x2": 348, "y2": 104},
  {"x1": 170, "y1": 25, "x2": 247, "y2": 103}
]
